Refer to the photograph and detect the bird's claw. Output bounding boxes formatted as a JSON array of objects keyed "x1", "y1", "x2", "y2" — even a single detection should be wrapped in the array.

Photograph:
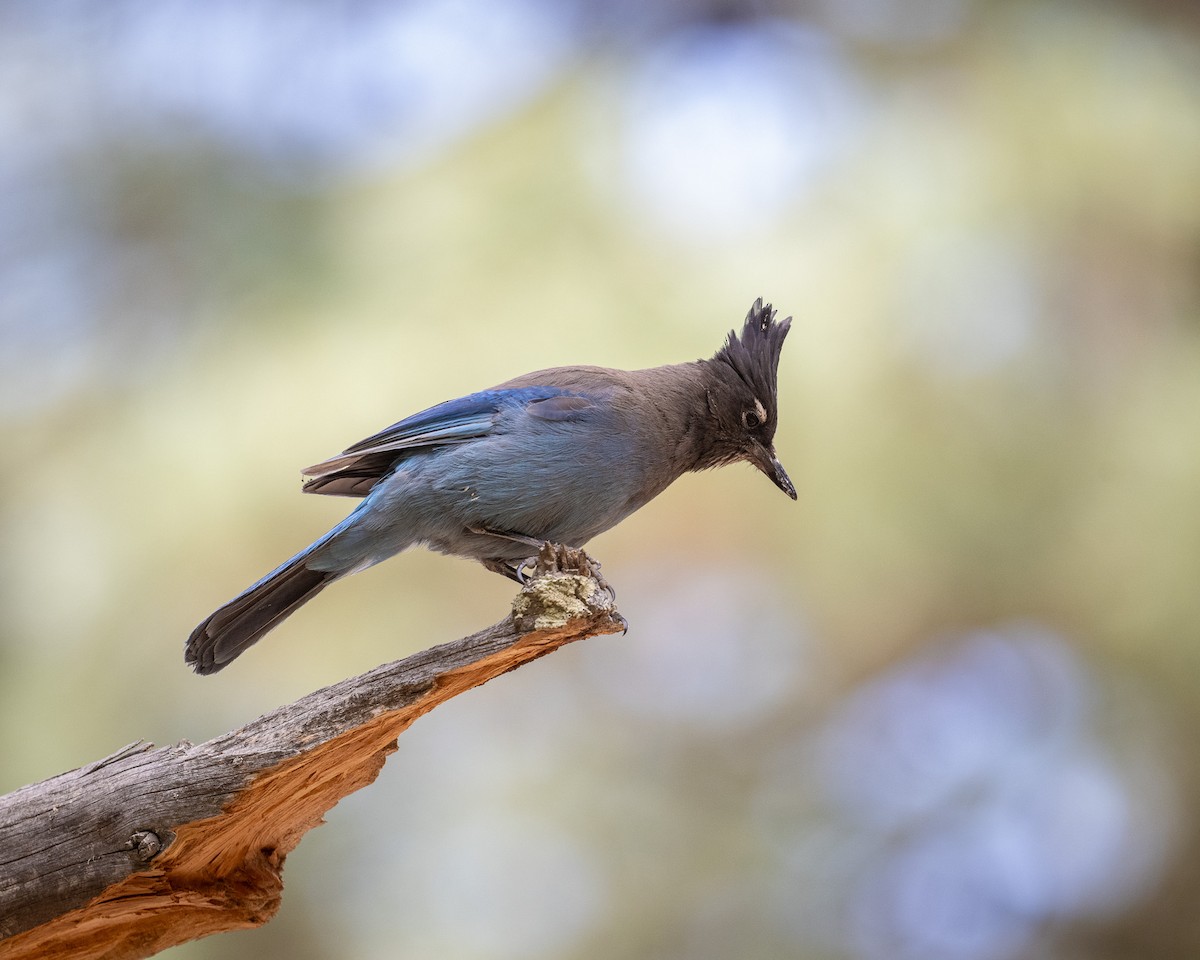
[
  {"x1": 512, "y1": 543, "x2": 625, "y2": 631},
  {"x1": 515, "y1": 556, "x2": 539, "y2": 585}
]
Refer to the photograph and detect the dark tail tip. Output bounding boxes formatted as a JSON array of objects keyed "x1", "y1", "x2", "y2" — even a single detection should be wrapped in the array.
[{"x1": 185, "y1": 562, "x2": 336, "y2": 675}]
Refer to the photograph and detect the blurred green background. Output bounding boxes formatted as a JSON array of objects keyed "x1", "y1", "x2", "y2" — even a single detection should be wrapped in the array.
[{"x1": 2, "y1": 1, "x2": 1200, "y2": 958}]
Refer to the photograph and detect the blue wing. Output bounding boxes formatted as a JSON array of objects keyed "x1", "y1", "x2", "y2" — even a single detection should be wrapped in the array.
[{"x1": 301, "y1": 386, "x2": 589, "y2": 497}]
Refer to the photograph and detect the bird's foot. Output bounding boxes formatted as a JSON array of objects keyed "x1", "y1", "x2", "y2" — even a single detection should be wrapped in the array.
[
  {"x1": 536, "y1": 544, "x2": 621, "y2": 614},
  {"x1": 510, "y1": 543, "x2": 625, "y2": 634},
  {"x1": 481, "y1": 558, "x2": 523, "y2": 582},
  {"x1": 522, "y1": 543, "x2": 607, "y2": 588}
]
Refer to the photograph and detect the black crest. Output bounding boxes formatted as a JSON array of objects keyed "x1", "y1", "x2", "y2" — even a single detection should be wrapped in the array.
[{"x1": 712, "y1": 298, "x2": 792, "y2": 406}]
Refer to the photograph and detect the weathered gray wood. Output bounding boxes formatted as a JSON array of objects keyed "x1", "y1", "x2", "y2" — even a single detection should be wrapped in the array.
[{"x1": 0, "y1": 546, "x2": 622, "y2": 960}]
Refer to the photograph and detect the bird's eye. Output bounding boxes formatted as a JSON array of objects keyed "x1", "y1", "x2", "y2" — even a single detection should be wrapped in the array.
[{"x1": 742, "y1": 409, "x2": 762, "y2": 430}]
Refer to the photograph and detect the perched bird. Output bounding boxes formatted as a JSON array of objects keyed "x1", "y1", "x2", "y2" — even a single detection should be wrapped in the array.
[{"x1": 186, "y1": 299, "x2": 794, "y2": 674}]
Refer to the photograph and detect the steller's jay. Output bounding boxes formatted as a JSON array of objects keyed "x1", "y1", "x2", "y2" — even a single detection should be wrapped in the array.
[{"x1": 186, "y1": 299, "x2": 794, "y2": 674}]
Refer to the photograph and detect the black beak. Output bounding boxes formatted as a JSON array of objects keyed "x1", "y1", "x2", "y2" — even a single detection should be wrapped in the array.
[{"x1": 750, "y1": 445, "x2": 797, "y2": 500}]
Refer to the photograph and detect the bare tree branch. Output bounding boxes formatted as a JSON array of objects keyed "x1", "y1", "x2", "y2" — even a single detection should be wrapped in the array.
[{"x1": 0, "y1": 546, "x2": 623, "y2": 960}]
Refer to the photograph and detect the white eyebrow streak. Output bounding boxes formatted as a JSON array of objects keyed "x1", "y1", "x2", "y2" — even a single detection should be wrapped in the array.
[{"x1": 754, "y1": 398, "x2": 766, "y2": 422}]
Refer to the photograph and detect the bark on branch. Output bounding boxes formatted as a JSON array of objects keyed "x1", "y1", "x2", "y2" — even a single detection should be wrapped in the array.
[{"x1": 0, "y1": 546, "x2": 623, "y2": 960}]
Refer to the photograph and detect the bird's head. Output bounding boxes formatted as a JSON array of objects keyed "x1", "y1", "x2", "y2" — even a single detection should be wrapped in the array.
[{"x1": 702, "y1": 298, "x2": 796, "y2": 500}]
